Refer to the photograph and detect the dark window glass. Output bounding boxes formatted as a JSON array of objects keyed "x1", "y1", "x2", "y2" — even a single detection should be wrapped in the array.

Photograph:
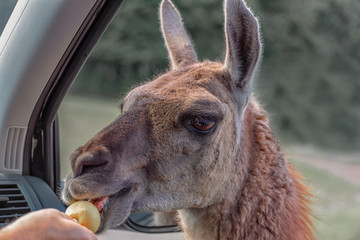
[{"x1": 0, "y1": 0, "x2": 18, "y2": 36}]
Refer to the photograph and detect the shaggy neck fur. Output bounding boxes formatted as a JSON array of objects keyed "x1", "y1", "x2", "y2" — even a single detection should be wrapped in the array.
[{"x1": 178, "y1": 101, "x2": 315, "y2": 240}]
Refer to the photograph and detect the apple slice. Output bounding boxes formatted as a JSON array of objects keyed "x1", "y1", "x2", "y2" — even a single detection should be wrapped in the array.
[{"x1": 65, "y1": 201, "x2": 101, "y2": 233}]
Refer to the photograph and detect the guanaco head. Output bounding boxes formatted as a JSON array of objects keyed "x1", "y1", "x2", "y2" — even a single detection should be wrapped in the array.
[{"x1": 62, "y1": 0, "x2": 261, "y2": 232}]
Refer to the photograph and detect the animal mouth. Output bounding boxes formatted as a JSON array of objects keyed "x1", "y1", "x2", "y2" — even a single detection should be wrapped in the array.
[
  {"x1": 89, "y1": 196, "x2": 108, "y2": 212},
  {"x1": 88, "y1": 186, "x2": 132, "y2": 213}
]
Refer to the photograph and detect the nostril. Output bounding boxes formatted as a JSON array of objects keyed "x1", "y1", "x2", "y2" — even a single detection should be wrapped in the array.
[
  {"x1": 74, "y1": 152, "x2": 109, "y2": 177},
  {"x1": 81, "y1": 160, "x2": 108, "y2": 175}
]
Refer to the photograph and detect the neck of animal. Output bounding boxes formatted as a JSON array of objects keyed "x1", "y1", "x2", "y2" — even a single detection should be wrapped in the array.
[{"x1": 178, "y1": 101, "x2": 314, "y2": 240}]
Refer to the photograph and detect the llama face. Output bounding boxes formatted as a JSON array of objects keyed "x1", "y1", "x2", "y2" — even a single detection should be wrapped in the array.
[
  {"x1": 62, "y1": 0, "x2": 261, "y2": 232},
  {"x1": 62, "y1": 62, "x2": 244, "y2": 230}
]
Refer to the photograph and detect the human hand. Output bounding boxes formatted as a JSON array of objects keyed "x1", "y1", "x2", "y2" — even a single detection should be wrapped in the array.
[{"x1": 0, "y1": 208, "x2": 98, "y2": 240}]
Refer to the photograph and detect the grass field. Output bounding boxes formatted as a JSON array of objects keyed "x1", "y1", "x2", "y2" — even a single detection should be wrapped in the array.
[
  {"x1": 58, "y1": 94, "x2": 360, "y2": 239},
  {"x1": 290, "y1": 160, "x2": 360, "y2": 240}
]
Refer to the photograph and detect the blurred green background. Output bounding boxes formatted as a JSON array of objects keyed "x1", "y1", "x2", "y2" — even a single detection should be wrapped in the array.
[
  {"x1": 68, "y1": 0, "x2": 360, "y2": 150},
  {"x1": 58, "y1": 0, "x2": 360, "y2": 239}
]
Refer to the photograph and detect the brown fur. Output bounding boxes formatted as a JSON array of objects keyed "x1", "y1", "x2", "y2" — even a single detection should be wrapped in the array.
[
  {"x1": 62, "y1": 0, "x2": 315, "y2": 239},
  {"x1": 178, "y1": 101, "x2": 315, "y2": 240},
  {"x1": 180, "y1": 101, "x2": 315, "y2": 240}
]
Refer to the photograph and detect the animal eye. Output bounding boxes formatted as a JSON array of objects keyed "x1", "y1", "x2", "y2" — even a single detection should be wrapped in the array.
[{"x1": 191, "y1": 117, "x2": 216, "y2": 132}]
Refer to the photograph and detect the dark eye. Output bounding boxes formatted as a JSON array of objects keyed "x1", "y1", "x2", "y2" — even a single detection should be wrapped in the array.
[{"x1": 191, "y1": 117, "x2": 216, "y2": 133}]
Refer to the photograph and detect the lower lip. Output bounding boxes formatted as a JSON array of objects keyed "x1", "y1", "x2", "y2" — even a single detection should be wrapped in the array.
[{"x1": 88, "y1": 186, "x2": 132, "y2": 212}]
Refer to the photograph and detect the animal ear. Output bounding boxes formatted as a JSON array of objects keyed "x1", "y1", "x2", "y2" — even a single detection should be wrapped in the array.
[
  {"x1": 224, "y1": 0, "x2": 261, "y2": 91},
  {"x1": 160, "y1": 0, "x2": 198, "y2": 69}
]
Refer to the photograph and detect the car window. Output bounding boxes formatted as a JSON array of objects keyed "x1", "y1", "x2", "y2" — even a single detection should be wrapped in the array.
[
  {"x1": 0, "y1": 0, "x2": 18, "y2": 36},
  {"x1": 57, "y1": 0, "x2": 360, "y2": 238}
]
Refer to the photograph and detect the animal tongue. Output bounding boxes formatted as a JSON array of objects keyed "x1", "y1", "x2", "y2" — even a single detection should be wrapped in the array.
[{"x1": 89, "y1": 196, "x2": 108, "y2": 213}]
